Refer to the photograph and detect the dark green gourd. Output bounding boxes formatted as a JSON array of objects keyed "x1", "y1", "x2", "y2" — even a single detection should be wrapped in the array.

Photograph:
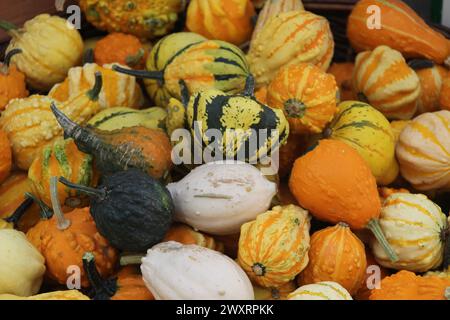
[{"x1": 59, "y1": 169, "x2": 174, "y2": 252}]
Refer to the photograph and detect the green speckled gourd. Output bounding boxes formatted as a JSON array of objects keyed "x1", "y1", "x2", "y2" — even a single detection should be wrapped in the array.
[{"x1": 113, "y1": 33, "x2": 251, "y2": 107}]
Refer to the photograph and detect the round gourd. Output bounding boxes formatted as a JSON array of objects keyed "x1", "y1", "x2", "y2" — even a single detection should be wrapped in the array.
[
  {"x1": 0, "y1": 229, "x2": 45, "y2": 297},
  {"x1": 0, "y1": 14, "x2": 83, "y2": 91},
  {"x1": 238, "y1": 205, "x2": 311, "y2": 288},
  {"x1": 140, "y1": 241, "x2": 254, "y2": 300},
  {"x1": 0, "y1": 49, "x2": 28, "y2": 110},
  {"x1": 288, "y1": 282, "x2": 352, "y2": 300},
  {"x1": 289, "y1": 139, "x2": 398, "y2": 262},
  {"x1": 299, "y1": 223, "x2": 367, "y2": 295},
  {"x1": 328, "y1": 62, "x2": 355, "y2": 101},
  {"x1": 186, "y1": 0, "x2": 255, "y2": 46},
  {"x1": 247, "y1": 10, "x2": 334, "y2": 88},
  {"x1": 372, "y1": 193, "x2": 448, "y2": 273},
  {"x1": 167, "y1": 161, "x2": 277, "y2": 235},
  {"x1": 353, "y1": 46, "x2": 421, "y2": 120},
  {"x1": 266, "y1": 63, "x2": 338, "y2": 134},
  {"x1": 396, "y1": 111, "x2": 450, "y2": 191},
  {"x1": 325, "y1": 101, "x2": 396, "y2": 184},
  {"x1": 0, "y1": 129, "x2": 12, "y2": 184},
  {"x1": 413, "y1": 63, "x2": 447, "y2": 114}
]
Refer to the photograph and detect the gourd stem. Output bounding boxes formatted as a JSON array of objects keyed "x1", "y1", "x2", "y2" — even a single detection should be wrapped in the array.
[
  {"x1": 112, "y1": 65, "x2": 164, "y2": 81},
  {"x1": 59, "y1": 177, "x2": 106, "y2": 198},
  {"x1": 407, "y1": 59, "x2": 434, "y2": 70},
  {"x1": 50, "y1": 102, "x2": 80, "y2": 138},
  {"x1": 4, "y1": 48, "x2": 22, "y2": 67},
  {"x1": 0, "y1": 20, "x2": 18, "y2": 32},
  {"x1": 367, "y1": 219, "x2": 398, "y2": 262},
  {"x1": 83, "y1": 48, "x2": 94, "y2": 65},
  {"x1": 243, "y1": 74, "x2": 255, "y2": 98},
  {"x1": 125, "y1": 48, "x2": 145, "y2": 67},
  {"x1": 50, "y1": 176, "x2": 71, "y2": 230},
  {"x1": 24, "y1": 192, "x2": 53, "y2": 220},
  {"x1": 82, "y1": 252, "x2": 116, "y2": 300},
  {"x1": 120, "y1": 254, "x2": 144, "y2": 266},
  {"x1": 86, "y1": 72, "x2": 103, "y2": 101},
  {"x1": 4, "y1": 196, "x2": 33, "y2": 227}
]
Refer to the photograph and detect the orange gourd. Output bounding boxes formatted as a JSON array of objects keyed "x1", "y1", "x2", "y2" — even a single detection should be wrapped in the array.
[
  {"x1": 369, "y1": 270, "x2": 450, "y2": 300},
  {"x1": 413, "y1": 63, "x2": 448, "y2": 114},
  {"x1": 0, "y1": 129, "x2": 12, "y2": 184},
  {"x1": 267, "y1": 63, "x2": 338, "y2": 134},
  {"x1": 254, "y1": 86, "x2": 268, "y2": 105},
  {"x1": 186, "y1": 0, "x2": 255, "y2": 46},
  {"x1": 298, "y1": 223, "x2": 367, "y2": 295},
  {"x1": 289, "y1": 139, "x2": 398, "y2": 262},
  {"x1": 440, "y1": 74, "x2": 450, "y2": 111},
  {"x1": 163, "y1": 223, "x2": 224, "y2": 252},
  {"x1": 328, "y1": 62, "x2": 355, "y2": 101},
  {"x1": 0, "y1": 49, "x2": 28, "y2": 110},
  {"x1": 94, "y1": 33, "x2": 146, "y2": 70},
  {"x1": 347, "y1": 0, "x2": 450, "y2": 64},
  {"x1": 355, "y1": 250, "x2": 390, "y2": 300},
  {"x1": 278, "y1": 133, "x2": 308, "y2": 178}
]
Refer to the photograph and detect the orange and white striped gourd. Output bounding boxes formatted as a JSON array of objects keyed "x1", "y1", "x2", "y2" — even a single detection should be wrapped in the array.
[
  {"x1": 372, "y1": 193, "x2": 448, "y2": 272},
  {"x1": 266, "y1": 63, "x2": 338, "y2": 134},
  {"x1": 288, "y1": 282, "x2": 352, "y2": 300},
  {"x1": 49, "y1": 63, "x2": 144, "y2": 109},
  {"x1": 414, "y1": 64, "x2": 447, "y2": 114},
  {"x1": 238, "y1": 205, "x2": 311, "y2": 288},
  {"x1": 247, "y1": 10, "x2": 334, "y2": 88},
  {"x1": 352, "y1": 46, "x2": 421, "y2": 120},
  {"x1": 396, "y1": 110, "x2": 450, "y2": 191},
  {"x1": 299, "y1": 223, "x2": 367, "y2": 295}
]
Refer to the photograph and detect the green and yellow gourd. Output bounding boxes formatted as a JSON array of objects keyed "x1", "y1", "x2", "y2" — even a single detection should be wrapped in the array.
[
  {"x1": 325, "y1": 101, "x2": 396, "y2": 184},
  {"x1": 113, "y1": 32, "x2": 251, "y2": 107}
]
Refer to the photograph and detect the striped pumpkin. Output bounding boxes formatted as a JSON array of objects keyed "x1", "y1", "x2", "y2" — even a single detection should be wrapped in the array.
[
  {"x1": 49, "y1": 63, "x2": 144, "y2": 109},
  {"x1": 440, "y1": 74, "x2": 450, "y2": 111},
  {"x1": 415, "y1": 64, "x2": 448, "y2": 115},
  {"x1": 352, "y1": 46, "x2": 421, "y2": 120},
  {"x1": 326, "y1": 101, "x2": 396, "y2": 184},
  {"x1": 237, "y1": 205, "x2": 311, "y2": 288},
  {"x1": 247, "y1": 10, "x2": 334, "y2": 88},
  {"x1": 396, "y1": 111, "x2": 450, "y2": 191},
  {"x1": 266, "y1": 63, "x2": 338, "y2": 134},
  {"x1": 28, "y1": 137, "x2": 95, "y2": 209},
  {"x1": 299, "y1": 223, "x2": 367, "y2": 295},
  {"x1": 288, "y1": 282, "x2": 352, "y2": 300},
  {"x1": 372, "y1": 193, "x2": 448, "y2": 273}
]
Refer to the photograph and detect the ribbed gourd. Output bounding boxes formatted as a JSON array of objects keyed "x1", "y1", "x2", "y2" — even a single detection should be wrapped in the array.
[
  {"x1": 396, "y1": 111, "x2": 450, "y2": 191},
  {"x1": 0, "y1": 73, "x2": 103, "y2": 170},
  {"x1": 79, "y1": 0, "x2": 185, "y2": 39},
  {"x1": 0, "y1": 14, "x2": 83, "y2": 91},
  {"x1": 237, "y1": 205, "x2": 311, "y2": 288},
  {"x1": 352, "y1": 46, "x2": 421, "y2": 120},
  {"x1": 372, "y1": 193, "x2": 448, "y2": 273},
  {"x1": 49, "y1": 63, "x2": 144, "y2": 110},
  {"x1": 113, "y1": 33, "x2": 251, "y2": 108},
  {"x1": 247, "y1": 10, "x2": 334, "y2": 88}
]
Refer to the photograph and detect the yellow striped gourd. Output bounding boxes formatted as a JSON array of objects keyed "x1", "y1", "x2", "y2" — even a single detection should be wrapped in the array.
[
  {"x1": 372, "y1": 193, "x2": 448, "y2": 273},
  {"x1": 288, "y1": 282, "x2": 352, "y2": 300}
]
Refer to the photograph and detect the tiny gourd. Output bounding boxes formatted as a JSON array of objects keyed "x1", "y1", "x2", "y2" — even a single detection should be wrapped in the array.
[
  {"x1": 141, "y1": 241, "x2": 254, "y2": 300},
  {"x1": 288, "y1": 282, "x2": 353, "y2": 300},
  {"x1": 0, "y1": 49, "x2": 28, "y2": 110},
  {"x1": 167, "y1": 161, "x2": 277, "y2": 235}
]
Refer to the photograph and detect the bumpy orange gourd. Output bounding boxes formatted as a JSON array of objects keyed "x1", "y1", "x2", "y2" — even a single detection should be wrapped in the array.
[
  {"x1": 414, "y1": 64, "x2": 447, "y2": 114},
  {"x1": 94, "y1": 33, "x2": 146, "y2": 69},
  {"x1": 0, "y1": 49, "x2": 28, "y2": 110},
  {"x1": 186, "y1": 0, "x2": 255, "y2": 46},
  {"x1": 347, "y1": 0, "x2": 450, "y2": 64},
  {"x1": 440, "y1": 74, "x2": 450, "y2": 111},
  {"x1": 289, "y1": 139, "x2": 398, "y2": 262},
  {"x1": 328, "y1": 62, "x2": 355, "y2": 101},
  {"x1": 299, "y1": 223, "x2": 367, "y2": 295},
  {"x1": 163, "y1": 223, "x2": 224, "y2": 252},
  {"x1": 0, "y1": 129, "x2": 12, "y2": 184},
  {"x1": 369, "y1": 270, "x2": 450, "y2": 300},
  {"x1": 352, "y1": 46, "x2": 421, "y2": 120},
  {"x1": 238, "y1": 205, "x2": 311, "y2": 288},
  {"x1": 355, "y1": 250, "x2": 390, "y2": 300},
  {"x1": 112, "y1": 266, "x2": 154, "y2": 300},
  {"x1": 267, "y1": 63, "x2": 338, "y2": 134}
]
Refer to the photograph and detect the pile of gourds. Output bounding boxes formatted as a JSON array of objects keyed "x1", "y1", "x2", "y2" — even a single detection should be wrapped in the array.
[{"x1": 0, "y1": 0, "x2": 449, "y2": 301}]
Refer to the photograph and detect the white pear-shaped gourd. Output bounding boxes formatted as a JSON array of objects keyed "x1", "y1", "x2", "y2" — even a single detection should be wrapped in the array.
[
  {"x1": 167, "y1": 161, "x2": 277, "y2": 235},
  {"x1": 141, "y1": 241, "x2": 254, "y2": 300},
  {"x1": 288, "y1": 282, "x2": 353, "y2": 300}
]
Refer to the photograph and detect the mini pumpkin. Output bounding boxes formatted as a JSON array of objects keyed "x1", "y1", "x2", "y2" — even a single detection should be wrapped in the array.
[
  {"x1": 266, "y1": 63, "x2": 338, "y2": 134},
  {"x1": 0, "y1": 49, "x2": 28, "y2": 110},
  {"x1": 0, "y1": 129, "x2": 12, "y2": 184},
  {"x1": 288, "y1": 282, "x2": 352, "y2": 300},
  {"x1": 353, "y1": 46, "x2": 421, "y2": 120},
  {"x1": 328, "y1": 62, "x2": 355, "y2": 101}
]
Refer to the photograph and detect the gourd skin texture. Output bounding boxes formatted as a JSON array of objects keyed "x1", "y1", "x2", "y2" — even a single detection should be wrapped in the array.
[
  {"x1": 186, "y1": 0, "x2": 255, "y2": 46},
  {"x1": 0, "y1": 62, "x2": 28, "y2": 110},
  {"x1": 396, "y1": 111, "x2": 450, "y2": 191},
  {"x1": 163, "y1": 223, "x2": 224, "y2": 252},
  {"x1": 352, "y1": 46, "x2": 421, "y2": 120},
  {"x1": 247, "y1": 10, "x2": 334, "y2": 88},
  {"x1": 0, "y1": 129, "x2": 12, "y2": 184},
  {"x1": 238, "y1": 205, "x2": 311, "y2": 288},
  {"x1": 49, "y1": 63, "x2": 144, "y2": 110},
  {"x1": 372, "y1": 193, "x2": 448, "y2": 272},
  {"x1": 141, "y1": 241, "x2": 254, "y2": 300},
  {"x1": 5, "y1": 14, "x2": 83, "y2": 91},
  {"x1": 0, "y1": 290, "x2": 90, "y2": 300},
  {"x1": 167, "y1": 161, "x2": 277, "y2": 235},
  {"x1": 267, "y1": 63, "x2": 338, "y2": 134},
  {"x1": 416, "y1": 65, "x2": 447, "y2": 114},
  {"x1": 112, "y1": 267, "x2": 154, "y2": 300},
  {"x1": 327, "y1": 101, "x2": 396, "y2": 184},
  {"x1": 0, "y1": 229, "x2": 45, "y2": 297},
  {"x1": 288, "y1": 282, "x2": 352, "y2": 300},
  {"x1": 347, "y1": 0, "x2": 450, "y2": 64}
]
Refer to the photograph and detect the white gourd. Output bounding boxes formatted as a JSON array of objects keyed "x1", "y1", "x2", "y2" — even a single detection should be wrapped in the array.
[{"x1": 288, "y1": 282, "x2": 353, "y2": 300}]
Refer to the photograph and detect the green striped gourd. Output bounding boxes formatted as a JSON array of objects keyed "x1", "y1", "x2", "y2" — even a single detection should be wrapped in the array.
[
  {"x1": 28, "y1": 137, "x2": 94, "y2": 208},
  {"x1": 113, "y1": 32, "x2": 251, "y2": 107},
  {"x1": 372, "y1": 193, "x2": 448, "y2": 273}
]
